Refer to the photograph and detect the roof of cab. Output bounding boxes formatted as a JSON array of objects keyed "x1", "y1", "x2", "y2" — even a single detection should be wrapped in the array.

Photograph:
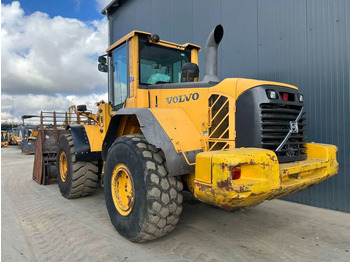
[{"x1": 106, "y1": 30, "x2": 201, "y2": 52}]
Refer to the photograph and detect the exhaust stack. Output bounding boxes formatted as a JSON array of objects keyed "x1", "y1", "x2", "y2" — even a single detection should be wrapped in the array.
[{"x1": 203, "y1": 24, "x2": 224, "y2": 82}]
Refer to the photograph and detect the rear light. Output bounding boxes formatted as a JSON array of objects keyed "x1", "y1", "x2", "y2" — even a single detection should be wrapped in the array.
[
  {"x1": 231, "y1": 166, "x2": 241, "y2": 180},
  {"x1": 282, "y1": 93, "x2": 288, "y2": 101}
]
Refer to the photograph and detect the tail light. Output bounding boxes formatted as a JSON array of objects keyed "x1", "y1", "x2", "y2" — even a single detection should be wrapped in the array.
[
  {"x1": 282, "y1": 93, "x2": 289, "y2": 101},
  {"x1": 231, "y1": 166, "x2": 241, "y2": 180}
]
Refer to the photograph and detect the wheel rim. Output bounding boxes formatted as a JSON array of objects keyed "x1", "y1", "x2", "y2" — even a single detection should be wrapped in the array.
[
  {"x1": 111, "y1": 164, "x2": 135, "y2": 216},
  {"x1": 59, "y1": 151, "x2": 68, "y2": 182}
]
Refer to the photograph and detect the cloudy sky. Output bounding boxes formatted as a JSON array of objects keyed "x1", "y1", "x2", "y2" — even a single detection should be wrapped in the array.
[{"x1": 1, "y1": 0, "x2": 111, "y2": 123}]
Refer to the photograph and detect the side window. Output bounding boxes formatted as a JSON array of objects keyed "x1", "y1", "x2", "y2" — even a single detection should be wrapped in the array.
[{"x1": 112, "y1": 44, "x2": 127, "y2": 108}]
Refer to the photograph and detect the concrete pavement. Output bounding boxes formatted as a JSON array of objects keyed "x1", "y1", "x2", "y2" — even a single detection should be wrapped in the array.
[{"x1": 2, "y1": 146, "x2": 350, "y2": 261}]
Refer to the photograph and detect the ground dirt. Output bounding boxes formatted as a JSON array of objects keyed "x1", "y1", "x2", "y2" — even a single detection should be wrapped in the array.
[{"x1": 2, "y1": 146, "x2": 350, "y2": 261}]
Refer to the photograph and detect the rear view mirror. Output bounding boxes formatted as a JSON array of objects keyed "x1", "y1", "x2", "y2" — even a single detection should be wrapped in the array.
[
  {"x1": 98, "y1": 55, "x2": 107, "y2": 64},
  {"x1": 98, "y1": 64, "x2": 108, "y2": 72},
  {"x1": 181, "y1": 63, "x2": 199, "y2": 82},
  {"x1": 98, "y1": 55, "x2": 108, "y2": 73}
]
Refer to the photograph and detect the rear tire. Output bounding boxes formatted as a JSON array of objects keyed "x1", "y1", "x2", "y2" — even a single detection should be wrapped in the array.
[
  {"x1": 56, "y1": 134, "x2": 98, "y2": 199},
  {"x1": 104, "y1": 134, "x2": 183, "y2": 242}
]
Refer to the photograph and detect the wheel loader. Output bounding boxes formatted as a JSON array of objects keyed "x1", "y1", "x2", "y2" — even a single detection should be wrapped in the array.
[
  {"x1": 18, "y1": 116, "x2": 40, "y2": 154},
  {"x1": 1, "y1": 131, "x2": 9, "y2": 148},
  {"x1": 43, "y1": 25, "x2": 338, "y2": 242}
]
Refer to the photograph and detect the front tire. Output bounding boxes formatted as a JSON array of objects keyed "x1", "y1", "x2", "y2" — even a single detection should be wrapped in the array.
[
  {"x1": 56, "y1": 134, "x2": 99, "y2": 198},
  {"x1": 104, "y1": 134, "x2": 183, "y2": 242}
]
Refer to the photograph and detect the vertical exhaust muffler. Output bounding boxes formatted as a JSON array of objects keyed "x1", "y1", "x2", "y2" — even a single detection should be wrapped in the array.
[{"x1": 203, "y1": 24, "x2": 224, "y2": 82}]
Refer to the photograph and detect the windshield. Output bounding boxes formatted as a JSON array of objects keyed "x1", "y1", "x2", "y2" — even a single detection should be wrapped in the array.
[{"x1": 139, "y1": 42, "x2": 190, "y2": 85}]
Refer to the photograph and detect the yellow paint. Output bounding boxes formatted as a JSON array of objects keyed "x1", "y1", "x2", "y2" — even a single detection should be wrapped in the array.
[
  {"x1": 150, "y1": 108, "x2": 203, "y2": 153},
  {"x1": 78, "y1": 102, "x2": 114, "y2": 152},
  {"x1": 103, "y1": 30, "x2": 300, "y2": 157},
  {"x1": 106, "y1": 30, "x2": 200, "y2": 53},
  {"x1": 153, "y1": 40, "x2": 201, "y2": 51},
  {"x1": 59, "y1": 151, "x2": 68, "y2": 182},
  {"x1": 193, "y1": 143, "x2": 338, "y2": 210},
  {"x1": 111, "y1": 164, "x2": 135, "y2": 216},
  {"x1": 147, "y1": 78, "x2": 298, "y2": 154},
  {"x1": 32, "y1": 130, "x2": 38, "y2": 138},
  {"x1": 84, "y1": 125, "x2": 104, "y2": 152},
  {"x1": 195, "y1": 152, "x2": 213, "y2": 183},
  {"x1": 73, "y1": 30, "x2": 338, "y2": 211},
  {"x1": 191, "y1": 49, "x2": 199, "y2": 65},
  {"x1": 128, "y1": 35, "x2": 138, "y2": 98},
  {"x1": 106, "y1": 31, "x2": 151, "y2": 52},
  {"x1": 117, "y1": 115, "x2": 142, "y2": 137},
  {"x1": 1, "y1": 131, "x2": 9, "y2": 148}
]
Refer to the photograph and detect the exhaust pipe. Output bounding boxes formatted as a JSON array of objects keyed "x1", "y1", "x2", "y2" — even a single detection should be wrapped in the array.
[{"x1": 203, "y1": 24, "x2": 224, "y2": 82}]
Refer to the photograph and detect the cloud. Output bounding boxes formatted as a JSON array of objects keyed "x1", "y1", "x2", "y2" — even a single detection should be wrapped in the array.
[
  {"x1": 1, "y1": 1, "x2": 108, "y2": 96},
  {"x1": 1, "y1": 93, "x2": 108, "y2": 123},
  {"x1": 1, "y1": 1, "x2": 109, "y2": 124}
]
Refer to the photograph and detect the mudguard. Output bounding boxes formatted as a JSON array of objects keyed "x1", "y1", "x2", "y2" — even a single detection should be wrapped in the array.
[
  {"x1": 102, "y1": 108, "x2": 203, "y2": 176},
  {"x1": 70, "y1": 125, "x2": 101, "y2": 161}
]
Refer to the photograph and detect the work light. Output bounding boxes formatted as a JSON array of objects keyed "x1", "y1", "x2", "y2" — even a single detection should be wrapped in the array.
[
  {"x1": 298, "y1": 94, "x2": 304, "y2": 102},
  {"x1": 266, "y1": 90, "x2": 277, "y2": 99}
]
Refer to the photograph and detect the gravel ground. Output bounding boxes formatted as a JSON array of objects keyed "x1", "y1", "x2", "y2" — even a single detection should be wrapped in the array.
[{"x1": 2, "y1": 146, "x2": 350, "y2": 262}]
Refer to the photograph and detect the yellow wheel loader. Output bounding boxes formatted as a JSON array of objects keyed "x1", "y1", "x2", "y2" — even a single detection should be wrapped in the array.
[
  {"x1": 1, "y1": 131, "x2": 9, "y2": 148},
  {"x1": 51, "y1": 25, "x2": 337, "y2": 242}
]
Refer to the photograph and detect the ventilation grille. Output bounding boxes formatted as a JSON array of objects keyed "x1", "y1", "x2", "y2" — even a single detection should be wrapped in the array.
[
  {"x1": 208, "y1": 94, "x2": 230, "y2": 151},
  {"x1": 260, "y1": 103, "x2": 307, "y2": 162}
]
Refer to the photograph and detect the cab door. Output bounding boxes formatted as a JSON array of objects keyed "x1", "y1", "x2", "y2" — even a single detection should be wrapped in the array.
[{"x1": 111, "y1": 43, "x2": 128, "y2": 110}]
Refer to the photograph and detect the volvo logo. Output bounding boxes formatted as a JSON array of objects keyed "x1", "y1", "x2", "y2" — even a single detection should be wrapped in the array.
[
  {"x1": 166, "y1": 93, "x2": 199, "y2": 104},
  {"x1": 276, "y1": 107, "x2": 304, "y2": 152},
  {"x1": 290, "y1": 121, "x2": 299, "y2": 133}
]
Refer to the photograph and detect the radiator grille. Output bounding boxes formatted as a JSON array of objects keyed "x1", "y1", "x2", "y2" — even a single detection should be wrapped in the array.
[{"x1": 260, "y1": 103, "x2": 307, "y2": 162}]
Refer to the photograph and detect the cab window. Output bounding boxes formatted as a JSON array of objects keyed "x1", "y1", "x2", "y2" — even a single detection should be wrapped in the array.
[
  {"x1": 139, "y1": 43, "x2": 190, "y2": 85},
  {"x1": 112, "y1": 44, "x2": 128, "y2": 108}
]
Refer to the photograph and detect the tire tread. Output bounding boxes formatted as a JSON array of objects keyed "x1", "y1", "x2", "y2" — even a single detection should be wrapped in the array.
[
  {"x1": 58, "y1": 134, "x2": 98, "y2": 199},
  {"x1": 108, "y1": 135, "x2": 183, "y2": 242}
]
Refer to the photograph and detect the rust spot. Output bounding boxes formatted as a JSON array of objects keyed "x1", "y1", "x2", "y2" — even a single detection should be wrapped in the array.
[
  {"x1": 217, "y1": 179, "x2": 231, "y2": 189},
  {"x1": 196, "y1": 183, "x2": 212, "y2": 191},
  {"x1": 215, "y1": 162, "x2": 251, "y2": 171},
  {"x1": 231, "y1": 184, "x2": 249, "y2": 193},
  {"x1": 266, "y1": 153, "x2": 276, "y2": 162},
  {"x1": 217, "y1": 180, "x2": 249, "y2": 193},
  {"x1": 249, "y1": 192, "x2": 263, "y2": 197},
  {"x1": 220, "y1": 163, "x2": 227, "y2": 170}
]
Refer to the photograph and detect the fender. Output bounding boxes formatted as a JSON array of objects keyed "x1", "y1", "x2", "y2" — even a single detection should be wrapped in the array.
[
  {"x1": 70, "y1": 125, "x2": 101, "y2": 161},
  {"x1": 102, "y1": 108, "x2": 202, "y2": 176}
]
